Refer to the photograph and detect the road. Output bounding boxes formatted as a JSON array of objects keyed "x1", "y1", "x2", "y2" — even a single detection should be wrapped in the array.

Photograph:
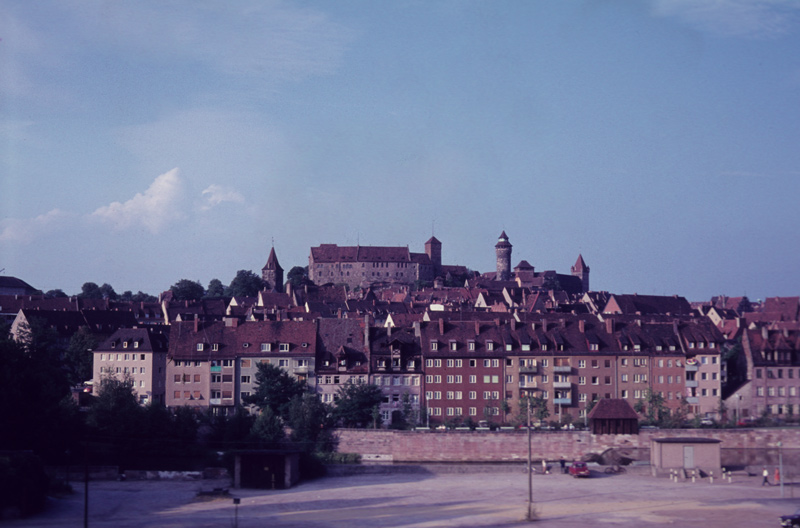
[{"x1": 4, "y1": 466, "x2": 798, "y2": 527}]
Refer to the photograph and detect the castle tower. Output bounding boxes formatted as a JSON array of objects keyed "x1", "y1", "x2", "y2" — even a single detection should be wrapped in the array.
[
  {"x1": 495, "y1": 231, "x2": 512, "y2": 281},
  {"x1": 262, "y1": 247, "x2": 284, "y2": 293},
  {"x1": 425, "y1": 236, "x2": 442, "y2": 278},
  {"x1": 571, "y1": 254, "x2": 590, "y2": 293}
]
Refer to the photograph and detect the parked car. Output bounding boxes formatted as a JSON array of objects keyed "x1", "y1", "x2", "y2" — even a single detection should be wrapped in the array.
[
  {"x1": 568, "y1": 461, "x2": 591, "y2": 478},
  {"x1": 781, "y1": 509, "x2": 800, "y2": 527}
]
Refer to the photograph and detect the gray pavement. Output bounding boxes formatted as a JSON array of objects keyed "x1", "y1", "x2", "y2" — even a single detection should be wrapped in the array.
[{"x1": 5, "y1": 468, "x2": 800, "y2": 527}]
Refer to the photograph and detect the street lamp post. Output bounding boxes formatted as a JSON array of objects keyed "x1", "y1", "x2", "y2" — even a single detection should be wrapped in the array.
[
  {"x1": 779, "y1": 441, "x2": 784, "y2": 498},
  {"x1": 521, "y1": 389, "x2": 536, "y2": 521}
]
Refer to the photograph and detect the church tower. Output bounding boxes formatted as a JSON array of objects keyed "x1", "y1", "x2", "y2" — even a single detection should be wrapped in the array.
[
  {"x1": 495, "y1": 231, "x2": 512, "y2": 281},
  {"x1": 425, "y1": 236, "x2": 442, "y2": 278},
  {"x1": 571, "y1": 254, "x2": 590, "y2": 293},
  {"x1": 262, "y1": 246, "x2": 284, "y2": 293}
]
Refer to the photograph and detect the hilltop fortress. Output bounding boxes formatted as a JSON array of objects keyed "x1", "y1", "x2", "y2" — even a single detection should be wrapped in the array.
[{"x1": 308, "y1": 232, "x2": 589, "y2": 294}]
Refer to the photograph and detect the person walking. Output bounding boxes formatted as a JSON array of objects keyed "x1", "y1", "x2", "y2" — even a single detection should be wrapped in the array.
[
  {"x1": 560, "y1": 457, "x2": 566, "y2": 474},
  {"x1": 762, "y1": 467, "x2": 770, "y2": 486}
]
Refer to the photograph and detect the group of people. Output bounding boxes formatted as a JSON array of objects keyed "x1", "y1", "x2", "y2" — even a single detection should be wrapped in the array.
[{"x1": 762, "y1": 466, "x2": 780, "y2": 486}]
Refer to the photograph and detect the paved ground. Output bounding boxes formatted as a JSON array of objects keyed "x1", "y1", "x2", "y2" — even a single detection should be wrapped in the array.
[{"x1": 5, "y1": 467, "x2": 800, "y2": 527}]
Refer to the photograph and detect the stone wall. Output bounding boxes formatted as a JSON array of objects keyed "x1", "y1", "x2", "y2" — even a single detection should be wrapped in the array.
[{"x1": 335, "y1": 428, "x2": 800, "y2": 464}]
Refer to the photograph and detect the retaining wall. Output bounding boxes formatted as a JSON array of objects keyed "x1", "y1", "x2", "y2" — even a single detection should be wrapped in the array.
[{"x1": 335, "y1": 428, "x2": 800, "y2": 464}]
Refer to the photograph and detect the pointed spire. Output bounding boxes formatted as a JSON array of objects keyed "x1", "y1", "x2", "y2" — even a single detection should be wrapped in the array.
[
  {"x1": 573, "y1": 254, "x2": 588, "y2": 271},
  {"x1": 263, "y1": 247, "x2": 283, "y2": 272}
]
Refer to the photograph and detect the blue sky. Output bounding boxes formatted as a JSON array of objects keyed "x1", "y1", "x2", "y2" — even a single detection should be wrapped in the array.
[{"x1": 1, "y1": 0, "x2": 799, "y2": 302}]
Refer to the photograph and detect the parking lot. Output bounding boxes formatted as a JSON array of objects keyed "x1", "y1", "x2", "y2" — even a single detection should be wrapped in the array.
[{"x1": 5, "y1": 466, "x2": 800, "y2": 527}]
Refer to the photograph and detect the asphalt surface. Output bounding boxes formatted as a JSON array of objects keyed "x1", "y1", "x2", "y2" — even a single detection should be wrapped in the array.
[{"x1": 5, "y1": 467, "x2": 800, "y2": 527}]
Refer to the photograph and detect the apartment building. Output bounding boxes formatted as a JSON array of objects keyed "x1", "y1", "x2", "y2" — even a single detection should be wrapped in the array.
[{"x1": 93, "y1": 327, "x2": 169, "y2": 404}]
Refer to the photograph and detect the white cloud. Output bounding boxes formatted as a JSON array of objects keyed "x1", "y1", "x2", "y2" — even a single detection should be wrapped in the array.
[
  {"x1": 651, "y1": 0, "x2": 799, "y2": 38},
  {"x1": 200, "y1": 184, "x2": 245, "y2": 211},
  {"x1": 91, "y1": 168, "x2": 184, "y2": 233},
  {"x1": 0, "y1": 208, "x2": 72, "y2": 243}
]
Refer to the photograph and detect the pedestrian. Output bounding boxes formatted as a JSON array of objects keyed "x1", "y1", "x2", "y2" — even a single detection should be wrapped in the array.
[
  {"x1": 762, "y1": 467, "x2": 770, "y2": 486},
  {"x1": 560, "y1": 456, "x2": 566, "y2": 474},
  {"x1": 542, "y1": 459, "x2": 548, "y2": 474}
]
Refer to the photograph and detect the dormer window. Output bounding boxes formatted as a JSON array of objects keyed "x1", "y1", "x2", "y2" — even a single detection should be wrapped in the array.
[
  {"x1": 279, "y1": 343, "x2": 290, "y2": 352},
  {"x1": 522, "y1": 344, "x2": 530, "y2": 351},
  {"x1": 339, "y1": 359, "x2": 347, "y2": 366},
  {"x1": 430, "y1": 341, "x2": 438, "y2": 351},
  {"x1": 123, "y1": 341, "x2": 128, "y2": 349},
  {"x1": 689, "y1": 342, "x2": 695, "y2": 349},
  {"x1": 261, "y1": 343, "x2": 271, "y2": 352},
  {"x1": 111, "y1": 342, "x2": 116, "y2": 348},
  {"x1": 469, "y1": 341, "x2": 476, "y2": 351},
  {"x1": 486, "y1": 340, "x2": 494, "y2": 351},
  {"x1": 449, "y1": 340, "x2": 457, "y2": 351},
  {"x1": 541, "y1": 344, "x2": 548, "y2": 351},
  {"x1": 133, "y1": 341, "x2": 139, "y2": 349},
  {"x1": 212, "y1": 343, "x2": 219, "y2": 351},
  {"x1": 634, "y1": 344, "x2": 641, "y2": 352},
  {"x1": 699, "y1": 342, "x2": 705, "y2": 349},
  {"x1": 506, "y1": 344, "x2": 512, "y2": 351},
  {"x1": 196, "y1": 343, "x2": 204, "y2": 351},
  {"x1": 590, "y1": 343, "x2": 599, "y2": 351}
]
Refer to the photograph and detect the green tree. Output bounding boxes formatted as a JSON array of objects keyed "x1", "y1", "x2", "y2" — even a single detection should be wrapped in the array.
[
  {"x1": 333, "y1": 381, "x2": 384, "y2": 428},
  {"x1": 248, "y1": 407, "x2": 285, "y2": 447},
  {"x1": 206, "y1": 278, "x2": 226, "y2": 298},
  {"x1": 98, "y1": 283, "x2": 118, "y2": 300},
  {"x1": 45, "y1": 289, "x2": 68, "y2": 298},
  {"x1": 244, "y1": 363, "x2": 306, "y2": 419},
  {"x1": 516, "y1": 393, "x2": 549, "y2": 426},
  {"x1": 287, "y1": 266, "x2": 307, "y2": 288},
  {"x1": 170, "y1": 279, "x2": 205, "y2": 301},
  {"x1": 229, "y1": 269, "x2": 265, "y2": 298},
  {"x1": 64, "y1": 327, "x2": 97, "y2": 386},
  {"x1": 79, "y1": 282, "x2": 103, "y2": 299},
  {"x1": 286, "y1": 393, "x2": 334, "y2": 451}
]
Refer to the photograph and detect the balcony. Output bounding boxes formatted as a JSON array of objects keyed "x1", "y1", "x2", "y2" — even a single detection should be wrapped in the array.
[
  {"x1": 519, "y1": 381, "x2": 538, "y2": 389},
  {"x1": 554, "y1": 398, "x2": 572, "y2": 405},
  {"x1": 553, "y1": 381, "x2": 571, "y2": 389},
  {"x1": 685, "y1": 396, "x2": 699, "y2": 404},
  {"x1": 685, "y1": 380, "x2": 698, "y2": 388},
  {"x1": 519, "y1": 365, "x2": 538, "y2": 374},
  {"x1": 210, "y1": 366, "x2": 222, "y2": 373},
  {"x1": 685, "y1": 363, "x2": 698, "y2": 372},
  {"x1": 294, "y1": 366, "x2": 309, "y2": 374},
  {"x1": 209, "y1": 398, "x2": 222, "y2": 405},
  {"x1": 553, "y1": 366, "x2": 572, "y2": 373}
]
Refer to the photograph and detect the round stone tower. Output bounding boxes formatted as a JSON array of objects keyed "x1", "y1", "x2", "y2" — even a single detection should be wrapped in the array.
[{"x1": 495, "y1": 231, "x2": 512, "y2": 281}]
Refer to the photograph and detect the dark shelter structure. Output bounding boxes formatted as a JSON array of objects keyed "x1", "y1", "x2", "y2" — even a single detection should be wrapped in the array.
[
  {"x1": 232, "y1": 450, "x2": 302, "y2": 489},
  {"x1": 587, "y1": 398, "x2": 639, "y2": 435}
]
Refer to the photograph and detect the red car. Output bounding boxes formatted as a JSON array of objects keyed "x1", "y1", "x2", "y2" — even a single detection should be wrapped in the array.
[{"x1": 568, "y1": 461, "x2": 591, "y2": 478}]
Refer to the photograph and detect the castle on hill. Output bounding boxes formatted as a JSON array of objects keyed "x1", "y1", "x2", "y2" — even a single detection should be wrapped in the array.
[{"x1": 307, "y1": 232, "x2": 589, "y2": 294}]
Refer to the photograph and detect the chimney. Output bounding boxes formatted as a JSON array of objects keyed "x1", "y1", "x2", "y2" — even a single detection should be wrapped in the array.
[
  {"x1": 364, "y1": 314, "x2": 370, "y2": 351},
  {"x1": 531, "y1": 322, "x2": 536, "y2": 331},
  {"x1": 511, "y1": 318, "x2": 516, "y2": 331},
  {"x1": 606, "y1": 318, "x2": 614, "y2": 334},
  {"x1": 413, "y1": 321, "x2": 421, "y2": 338},
  {"x1": 579, "y1": 319, "x2": 585, "y2": 333},
  {"x1": 193, "y1": 317, "x2": 199, "y2": 333},
  {"x1": 439, "y1": 318, "x2": 445, "y2": 335},
  {"x1": 475, "y1": 321, "x2": 480, "y2": 335}
]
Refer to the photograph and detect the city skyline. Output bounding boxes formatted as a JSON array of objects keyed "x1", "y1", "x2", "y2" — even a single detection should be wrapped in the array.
[{"x1": 2, "y1": 1, "x2": 799, "y2": 301}]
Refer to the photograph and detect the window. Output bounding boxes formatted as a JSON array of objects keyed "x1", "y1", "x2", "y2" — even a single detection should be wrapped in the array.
[
  {"x1": 469, "y1": 375, "x2": 477, "y2": 383},
  {"x1": 447, "y1": 375, "x2": 454, "y2": 383},
  {"x1": 434, "y1": 375, "x2": 441, "y2": 383},
  {"x1": 456, "y1": 359, "x2": 463, "y2": 367},
  {"x1": 261, "y1": 343, "x2": 271, "y2": 352},
  {"x1": 484, "y1": 359, "x2": 491, "y2": 367},
  {"x1": 222, "y1": 360, "x2": 233, "y2": 367},
  {"x1": 621, "y1": 374, "x2": 628, "y2": 382},
  {"x1": 541, "y1": 375, "x2": 549, "y2": 383},
  {"x1": 447, "y1": 359, "x2": 454, "y2": 367},
  {"x1": 279, "y1": 343, "x2": 290, "y2": 352},
  {"x1": 469, "y1": 391, "x2": 477, "y2": 399},
  {"x1": 592, "y1": 360, "x2": 599, "y2": 368},
  {"x1": 430, "y1": 341, "x2": 438, "y2": 351},
  {"x1": 591, "y1": 376, "x2": 599, "y2": 385},
  {"x1": 196, "y1": 343, "x2": 204, "y2": 351},
  {"x1": 469, "y1": 359, "x2": 477, "y2": 367},
  {"x1": 578, "y1": 360, "x2": 586, "y2": 368},
  {"x1": 621, "y1": 390, "x2": 628, "y2": 398},
  {"x1": 278, "y1": 359, "x2": 289, "y2": 367},
  {"x1": 426, "y1": 359, "x2": 434, "y2": 367},
  {"x1": 579, "y1": 376, "x2": 586, "y2": 385},
  {"x1": 541, "y1": 359, "x2": 548, "y2": 367},
  {"x1": 486, "y1": 340, "x2": 494, "y2": 351},
  {"x1": 241, "y1": 375, "x2": 251, "y2": 384},
  {"x1": 449, "y1": 341, "x2": 457, "y2": 351},
  {"x1": 468, "y1": 341, "x2": 475, "y2": 351}
]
